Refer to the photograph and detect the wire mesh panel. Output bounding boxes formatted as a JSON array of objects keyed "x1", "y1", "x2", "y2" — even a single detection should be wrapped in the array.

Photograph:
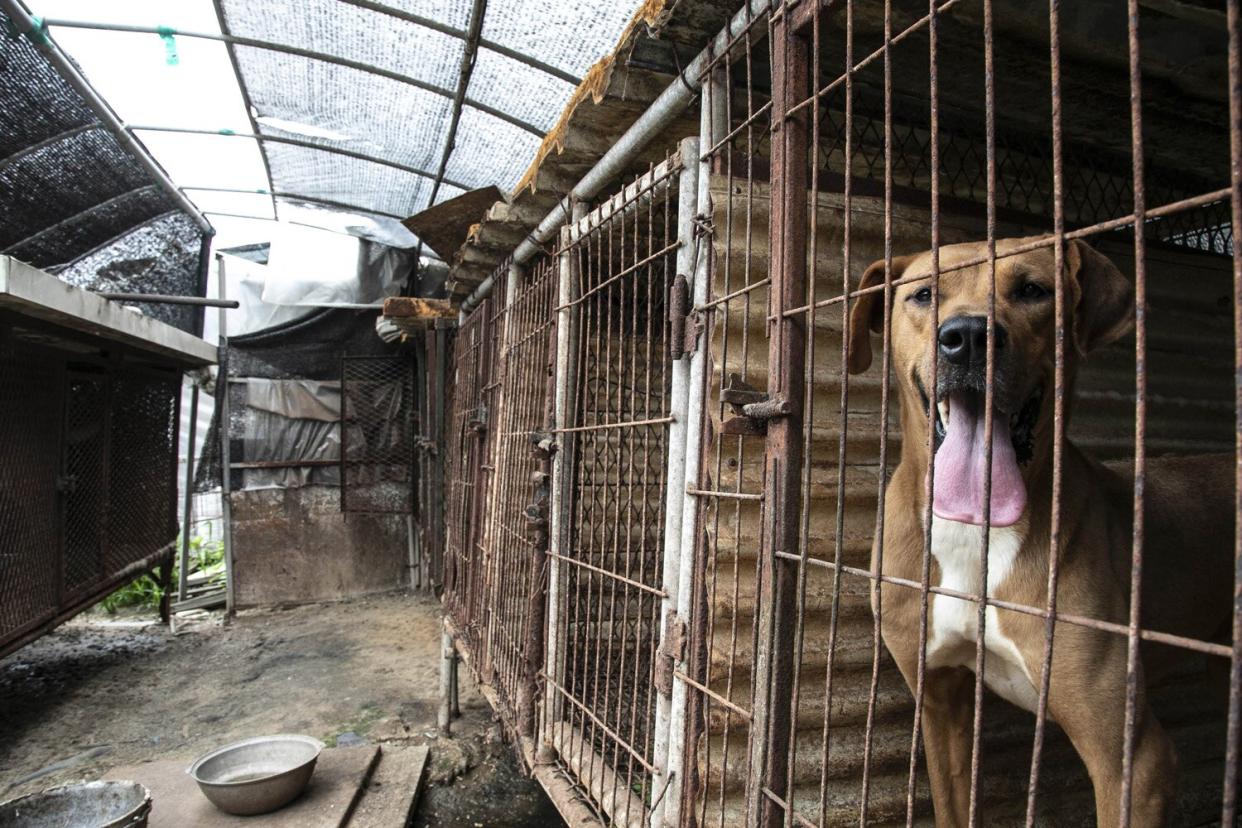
[
  {"x1": 0, "y1": 339, "x2": 62, "y2": 647},
  {"x1": 477, "y1": 256, "x2": 559, "y2": 738},
  {"x1": 61, "y1": 372, "x2": 109, "y2": 597},
  {"x1": 542, "y1": 159, "x2": 682, "y2": 827},
  {"x1": 0, "y1": 322, "x2": 182, "y2": 658},
  {"x1": 443, "y1": 299, "x2": 500, "y2": 660},
  {"x1": 341, "y1": 355, "x2": 415, "y2": 514},
  {"x1": 106, "y1": 368, "x2": 180, "y2": 576}
]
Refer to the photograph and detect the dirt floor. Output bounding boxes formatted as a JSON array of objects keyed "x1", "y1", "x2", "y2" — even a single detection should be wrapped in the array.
[{"x1": 0, "y1": 591, "x2": 564, "y2": 827}]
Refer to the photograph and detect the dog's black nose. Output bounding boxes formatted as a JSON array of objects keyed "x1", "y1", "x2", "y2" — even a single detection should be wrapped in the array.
[{"x1": 938, "y1": 316, "x2": 1006, "y2": 367}]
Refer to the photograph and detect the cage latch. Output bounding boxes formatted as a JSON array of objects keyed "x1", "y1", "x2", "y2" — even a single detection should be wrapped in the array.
[
  {"x1": 655, "y1": 610, "x2": 688, "y2": 697},
  {"x1": 720, "y1": 373, "x2": 787, "y2": 435},
  {"x1": 467, "y1": 404, "x2": 488, "y2": 434}
]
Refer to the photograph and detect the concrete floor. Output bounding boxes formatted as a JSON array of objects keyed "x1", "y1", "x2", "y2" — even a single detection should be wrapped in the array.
[{"x1": 0, "y1": 591, "x2": 563, "y2": 827}]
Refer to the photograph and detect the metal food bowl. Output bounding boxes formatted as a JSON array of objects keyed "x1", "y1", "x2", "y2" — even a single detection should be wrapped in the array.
[
  {"x1": 187, "y1": 734, "x2": 323, "y2": 816},
  {"x1": 0, "y1": 780, "x2": 152, "y2": 828}
]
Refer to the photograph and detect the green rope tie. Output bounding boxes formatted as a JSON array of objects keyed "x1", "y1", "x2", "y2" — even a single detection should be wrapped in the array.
[
  {"x1": 218, "y1": 128, "x2": 236, "y2": 135},
  {"x1": 6, "y1": 15, "x2": 50, "y2": 45},
  {"x1": 156, "y1": 25, "x2": 178, "y2": 66}
]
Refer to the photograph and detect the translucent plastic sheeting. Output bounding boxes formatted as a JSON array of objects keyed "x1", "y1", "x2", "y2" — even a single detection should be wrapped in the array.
[
  {"x1": 219, "y1": 228, "x2": 411, "y2": 337},
  {"x1": 237, "y1": 378, "x2": 342, "y2": 488}
]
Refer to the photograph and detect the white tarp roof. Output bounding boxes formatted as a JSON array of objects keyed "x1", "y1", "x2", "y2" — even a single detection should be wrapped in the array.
[{"x1": 28, "y1": 0, "x2": 641, "y2": 248}]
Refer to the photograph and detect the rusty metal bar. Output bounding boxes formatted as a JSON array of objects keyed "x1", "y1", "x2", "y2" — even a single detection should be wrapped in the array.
[
  {"x1": 1224, "y1": 2, "x2": 1242, "y2": 823},
  {"x1": 748, "y1": 11, "x2": 808, "y2": 826},
  {"x1": 859, "y1": 0, "x2": 896, "y2": 820},
  {"x1": 1119, "y1": 1, "x2": 1149, "y2": 822},
  {"x1": 779, "y1": 187, "x2": 1234, "y2": 319}
]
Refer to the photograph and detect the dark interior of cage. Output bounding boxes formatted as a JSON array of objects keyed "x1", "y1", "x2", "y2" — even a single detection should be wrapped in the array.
[
  {"x1": 695, "y1": 2, "x2": 1234, "y2": 824},
  {"x1": 555, "y1": 182, "x2": 678, "y2": 818}
]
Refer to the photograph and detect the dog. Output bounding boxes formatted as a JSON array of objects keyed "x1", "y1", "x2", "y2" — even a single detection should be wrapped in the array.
[{"x1": 846, "y1": 237, "x2": 1234, "y2": 826}]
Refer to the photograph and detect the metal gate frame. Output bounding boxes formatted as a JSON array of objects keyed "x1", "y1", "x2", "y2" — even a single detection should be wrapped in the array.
[{"x1": 537, "y1": 139, "x2": 711, "y2": 828}]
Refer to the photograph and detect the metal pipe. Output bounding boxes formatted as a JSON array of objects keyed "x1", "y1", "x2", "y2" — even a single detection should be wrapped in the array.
[
  {"x1": 178, "y1": 383, "x2": 199, "y2": 603},
  {"x1": 38, "y1": 18, "x2": 544, "y2": 137},
  {"x1": 439, "y1": 624, "x2": 456, "y2": 734},
  {"x1": 664, "y1": 92, "x2": 720, "y2": 828},
  {"x1": 181, "y1": 186, "x2": 410, "y2": 221},
  {"x1": 428, "y1": 0, "x2": 487, "y2": 209},
  {"x1": 651, "y1": 136, "x2": 701, "y2": 826},
  {"x1": 541, "y1": 199, "x2": 589, "y2": 752},
  {"x1": 216, "y1": 255, "x2": 236, "y2": 618},
  {"x1": 460, "y1": 0, "x2": 774, "y2": 311},
  {"x1": 0, "y1": 1, "x2": 212, "y2": 235},
  {"x1": 129, "y1": 125, "x2": 473, "y2": 192},
  {"x1": 99, "y1": 292, "x2": 239, "y2": 308},
  {"x1": 459, "y1": 271, "x2": 496, "y2": 315}
]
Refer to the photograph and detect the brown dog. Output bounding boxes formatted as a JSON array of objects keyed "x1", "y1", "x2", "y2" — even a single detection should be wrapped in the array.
[{"x1": 847, "y1": 238, "x2": 1234, "y2": 826}]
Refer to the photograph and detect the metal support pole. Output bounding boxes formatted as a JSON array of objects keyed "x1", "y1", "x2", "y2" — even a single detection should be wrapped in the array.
[
  {"x1": 651, "y1": 136, "x2": 702, "y2": 827},
  {"x1": 748, "y1": 17, "x2": 810, "y2": 826},
  {"x1": 99, "y1": 292, "x2": 239, "y2": 308},
  {"x1": 217, "y1": 255, "x2": 237, "y2": 618},
  {"x1": 541, "y1": 200, "x2": 589, "y2": 757},
  {"x1": 440, "y1": 623, "x2": 457, "y2": 734},
  {"x1": 406, "y1": 512, "x2": 419, "y2": 590},
  {"x1": 662, "y1": 59, "x2": 726, "y2": 825},
  {"x1": 178, "y1": 383, "x2": 200, "y2": 602}
]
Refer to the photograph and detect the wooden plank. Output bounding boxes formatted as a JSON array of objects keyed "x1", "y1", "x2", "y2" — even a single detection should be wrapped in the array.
[
  {"x1": 381, "y1": 297, "x2": 456, "y2": 319},
  {"x1": 345, "y1": 745, "x2": 429, "y2": 827},
  {"x1": 105, "y1": 746, "x2": 379, "y2": 828}
]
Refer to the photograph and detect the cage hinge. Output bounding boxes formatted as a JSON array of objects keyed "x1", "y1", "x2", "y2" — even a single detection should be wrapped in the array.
[
  {"x1": 669, "y1": 273, "x2": 703, "y2": 360},
  {"x1": 655, "y1": 611, "x2": 688, "y2": 697}
]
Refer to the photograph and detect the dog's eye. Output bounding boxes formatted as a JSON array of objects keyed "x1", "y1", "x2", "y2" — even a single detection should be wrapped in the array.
[
  {"x1": 909, "y1": 287, "x2": 933, "y2": 305},
  {"x1": 1017, "y1": 281, "x2": 1051, "y2": 301}
]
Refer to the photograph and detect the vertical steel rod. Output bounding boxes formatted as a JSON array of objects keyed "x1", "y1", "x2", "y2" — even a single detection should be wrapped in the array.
[
  {"x1": 178, "y1": 383, "x2": 199, "y2": 603},
  {"x1": 1224, "y1": 2, "x2": 1242, "y2": 824},
  {"x1": 749, "y1": 13, "x2": 809, "y2": 826}
]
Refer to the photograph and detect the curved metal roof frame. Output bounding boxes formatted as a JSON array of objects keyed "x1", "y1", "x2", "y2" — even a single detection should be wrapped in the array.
[{"x1": 30, "y1": 0, "x2": 646, "y2": 249}]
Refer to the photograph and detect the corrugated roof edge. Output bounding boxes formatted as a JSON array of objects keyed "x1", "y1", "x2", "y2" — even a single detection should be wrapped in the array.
[
  {"x1": 444, "y1": 0, "x2": 736, "y2": 297},
  {"x1": 511, "y1": 0, "x2": 673, "y2": 197}
]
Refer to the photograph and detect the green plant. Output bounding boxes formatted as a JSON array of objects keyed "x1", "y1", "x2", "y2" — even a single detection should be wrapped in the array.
[{"x1": 95, "y1": 532, "x2": 226, "y2": 614}]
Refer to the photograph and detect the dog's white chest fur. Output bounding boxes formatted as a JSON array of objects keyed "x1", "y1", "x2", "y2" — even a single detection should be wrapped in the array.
[{"x1": 926, "y1": 517, "x2": 1038, "y2": 712}]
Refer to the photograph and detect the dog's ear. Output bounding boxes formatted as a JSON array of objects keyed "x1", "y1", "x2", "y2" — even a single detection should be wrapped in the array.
[
  {"x1": 848, "y1": 255, "x2": 912, "y2": 374},
  {"x1": 1066, "y1": 240, "x2": 1135, "y2": 356}
]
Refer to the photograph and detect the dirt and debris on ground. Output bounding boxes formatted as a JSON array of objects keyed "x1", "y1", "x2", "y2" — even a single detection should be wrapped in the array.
[{"x1": 0, "y1": 591, "x2": 564, "y2": 827}]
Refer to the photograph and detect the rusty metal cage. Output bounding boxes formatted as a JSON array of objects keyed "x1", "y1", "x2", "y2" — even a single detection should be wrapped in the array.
[
  {"x1": 443, "y1": 296, "x2": 502, "y2": 660},
  {"x1": 0, "y1": 317, "x2": 181, "y2": 659},
  {"x1": 436, "y1": 2, "x2": 1242, "y2": 825},
  {"x1": 539, "y1": 155, "x2": 688, "y2": 827},
  {"x1": 677, "y1": 1, "x2": 1242, "y2": 826},
  {"x1": 340, "y1": 355, "x2": 416, "y2": 515},
  {"x1": 475, "y1": 256, "x2": 560, "y2": 740}
]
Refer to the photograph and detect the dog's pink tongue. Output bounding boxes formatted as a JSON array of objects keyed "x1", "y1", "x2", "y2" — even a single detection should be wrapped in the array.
[{"x1": 932, "y1": 393, "x2": 1026, "y2": 527}]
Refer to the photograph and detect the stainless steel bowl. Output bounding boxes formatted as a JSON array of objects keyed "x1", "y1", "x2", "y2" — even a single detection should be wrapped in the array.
[
  {"x1": 0, "y1": 780, "x2": 151, "y2": 828},
  {"x1": 187, "y1": 734, "x2": 323, "y2": 816}
]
